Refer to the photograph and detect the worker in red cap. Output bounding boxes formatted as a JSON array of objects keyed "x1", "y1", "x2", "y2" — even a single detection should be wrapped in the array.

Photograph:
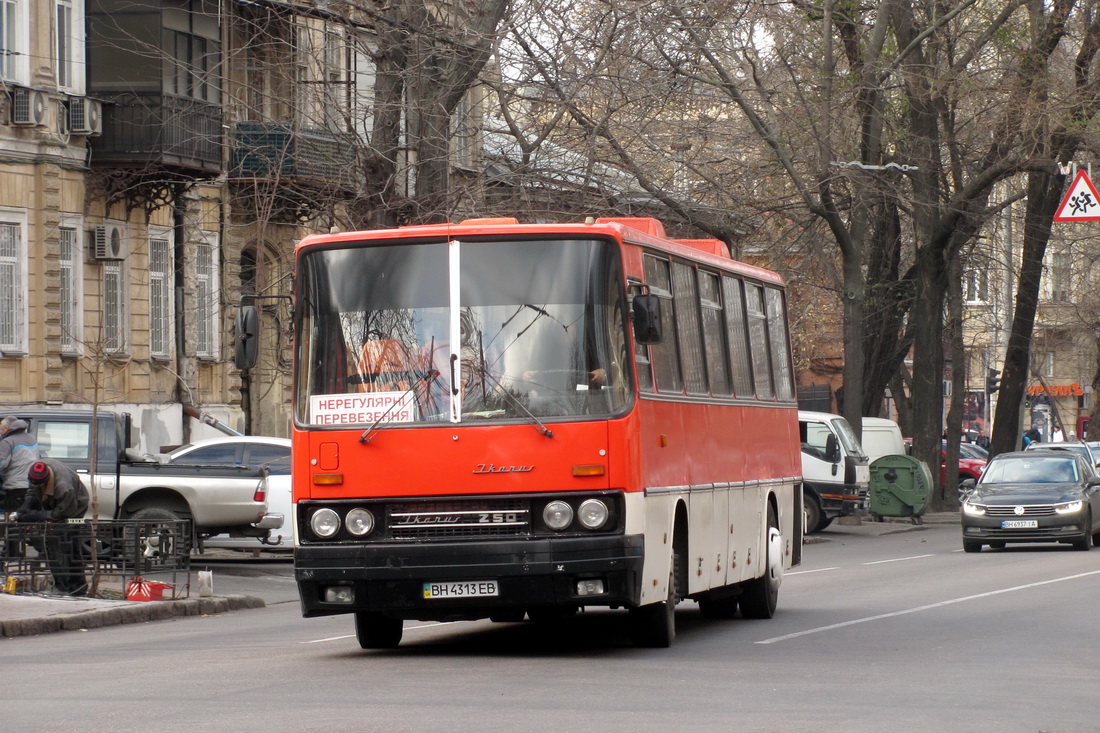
[{"x1": 9, "y1": 459, "x2": 90, "y2": 595}]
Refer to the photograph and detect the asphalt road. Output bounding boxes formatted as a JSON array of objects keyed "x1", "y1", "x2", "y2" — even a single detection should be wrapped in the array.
[{"x1": 5, "y1": 522, "x2": 1100, "y2": 733}]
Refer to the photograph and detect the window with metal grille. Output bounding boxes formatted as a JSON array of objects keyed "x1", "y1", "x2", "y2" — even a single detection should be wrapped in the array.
[
  {"x1": 149, "y1": 234, "x2": 172, "y2": 358},
  {"x1": 0, "y1": 220, "x2": 24, "y2": 352},
  {"x1": 102, "y1": 261, "x2": 126, "y2": 353},
  {"x1": 60, "y1": 226, "x2": 81, "y2": 353},
  {"x1": 196, "y1": 235, "x2": 218, "y2": 358}
]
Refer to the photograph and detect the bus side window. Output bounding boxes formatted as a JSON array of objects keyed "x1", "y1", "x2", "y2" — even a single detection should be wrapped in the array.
[
  {"x1": 644, "y1": 255, "x2": 682, "y2": 393},
  {"x1": 700, "y1": 271, "x2": 731, "y2": 396},
  {"x1": 723, "y1": 276, "x2": 755, "y2": 397},
  {"x1": 672, "y1": 261, "x2": 707, "y2": 395}
]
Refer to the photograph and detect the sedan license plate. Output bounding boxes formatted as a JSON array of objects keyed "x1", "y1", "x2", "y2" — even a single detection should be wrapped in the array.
[
  {"x1": 1001, "y1": 519, "x2": 1039, "y2": 529},
  {"x1": 423, "y1": 580, "x2": 499, "y2": 599}
]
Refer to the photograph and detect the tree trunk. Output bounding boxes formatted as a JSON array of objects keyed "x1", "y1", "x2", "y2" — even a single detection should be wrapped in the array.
[
  {"x1": 943, "y1": 252, "x2": 966, "y2": 508},
  {"x1": 990, "y1": 167, "x2": 1064, "y2": 456},
  {"x1": 910, "y1": 245, "x2": 948, "y2": 504}
]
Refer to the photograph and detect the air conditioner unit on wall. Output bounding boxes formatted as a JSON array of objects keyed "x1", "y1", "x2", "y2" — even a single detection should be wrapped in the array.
[
  {"x1": 94, "y1": 224, "x2": 128, "y2": 261},
  {"x1": 67, "y1": 97, "x2": 103, "y2": 136},
  {"x1": 10, "y1": 86, "x2": 48, "y2": 127}
]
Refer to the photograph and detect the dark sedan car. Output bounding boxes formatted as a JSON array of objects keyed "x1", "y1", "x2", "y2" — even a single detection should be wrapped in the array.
[{"x1": 961, "y1": 449, "x2": 1100, "y2": 553}]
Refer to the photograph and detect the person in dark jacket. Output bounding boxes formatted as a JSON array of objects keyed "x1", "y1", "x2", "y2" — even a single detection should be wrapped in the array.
[
  {"x1": 0, "y1": 415, "x2": 41, "y2": 513},
  {"x1": 10, "y1": 460, "x2": 90, "y2": 595}
]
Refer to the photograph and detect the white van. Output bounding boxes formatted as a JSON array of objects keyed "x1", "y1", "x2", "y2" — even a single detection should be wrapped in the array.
[
  {"x1": 861, "y1": 417, "x2": 906, "y2": 463},
  {"x1": 799, "y1": 410, "x2": 871, "y2": 532}
]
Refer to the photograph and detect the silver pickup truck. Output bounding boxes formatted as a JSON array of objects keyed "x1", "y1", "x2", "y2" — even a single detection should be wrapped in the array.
[{"x1": 6, "y1": 409, "x2": 283, "y2": 547}]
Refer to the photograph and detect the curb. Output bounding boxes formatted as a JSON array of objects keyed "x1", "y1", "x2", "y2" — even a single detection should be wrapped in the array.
[{"x1": 0, "y1": 594, "x2": 265, "y2": 639}]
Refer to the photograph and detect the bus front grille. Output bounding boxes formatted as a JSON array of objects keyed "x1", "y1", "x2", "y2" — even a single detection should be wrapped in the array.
[{"x1": 388, "y1": 499, "x2": 531, "y2": 540}]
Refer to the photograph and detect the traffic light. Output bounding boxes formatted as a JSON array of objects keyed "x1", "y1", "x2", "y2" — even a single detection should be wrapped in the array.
[{"x1": 986, "y1": 368, "x2": 1001, "y2": 394}]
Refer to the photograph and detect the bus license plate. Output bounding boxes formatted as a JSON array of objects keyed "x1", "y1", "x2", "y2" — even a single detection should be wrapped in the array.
[
  {"x1": 423, "y1": 580, "x2": 499, "y2": 599},
  {"x1": 1001, "y1": 519, "x2": 1038, "y2": 529}
]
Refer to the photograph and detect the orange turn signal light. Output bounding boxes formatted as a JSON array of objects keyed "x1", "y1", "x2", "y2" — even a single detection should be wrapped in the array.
[
  {"x1": 572, "y1": 464, "x2": 606, "y2": 477},
  {"x1": 312, "y1": 473, "x2": 344, "y2": 486}
]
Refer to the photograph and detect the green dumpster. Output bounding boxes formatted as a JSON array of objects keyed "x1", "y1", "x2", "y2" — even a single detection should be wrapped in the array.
[{"x1": 869, "y1": 454, "x2": 933, "y2": 524}]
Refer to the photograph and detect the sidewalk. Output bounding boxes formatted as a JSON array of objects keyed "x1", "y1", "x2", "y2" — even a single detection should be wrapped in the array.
[{"x1": 0, "y1": 590, "x2": 265, "y2": 639}]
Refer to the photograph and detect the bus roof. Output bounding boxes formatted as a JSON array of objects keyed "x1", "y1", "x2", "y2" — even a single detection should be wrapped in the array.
[{"x1": 296, "y1": 217, "x2": 784, "y2": 285}]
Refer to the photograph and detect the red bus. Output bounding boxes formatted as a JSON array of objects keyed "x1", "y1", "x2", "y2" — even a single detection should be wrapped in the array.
[{"x1": 290, "y1": 216, "x2": 802, "y2": 648}]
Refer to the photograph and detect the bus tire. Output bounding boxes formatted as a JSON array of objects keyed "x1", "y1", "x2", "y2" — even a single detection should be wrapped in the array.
[
  {"x1": 354, "y1": 611, "x2": 403, "y2": 649},
  {"x1": 629, "y1": 549, "x2": 680, "y2": 648},
  {"x1": 740, "y1": 504, "x2": 781, "y2": 620}
]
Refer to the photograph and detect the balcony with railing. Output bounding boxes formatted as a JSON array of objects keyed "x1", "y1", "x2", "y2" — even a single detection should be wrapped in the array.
[
  {"x1": 91, "y1": 93, "x2": 224, "y2": 174},
  {"x1": 230, "y1": 122, "x2": 357, "y2": 192}
]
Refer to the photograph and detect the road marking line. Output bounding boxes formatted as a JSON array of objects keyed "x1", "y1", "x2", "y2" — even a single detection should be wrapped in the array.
[
  {"x1": 862, "y1": 554, "x2": 934, "y2": 565},
  {"x1": 786, "y1": 567, "x2": 839, "y2": 576},
  {"x1": 757, "y1": 568, "x2": 1100, "y2": 645},
  {"x1": 303, "y1": 635, "x2": 355, "y2": 643}
]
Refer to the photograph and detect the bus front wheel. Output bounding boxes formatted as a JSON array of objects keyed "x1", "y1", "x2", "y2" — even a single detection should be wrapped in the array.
[
  {"x1": 629, "y1": 549, "x2": 681, "y2": 648},
  {"x1": 354, "y1": 612, "x2": 403, "y2": 649}
]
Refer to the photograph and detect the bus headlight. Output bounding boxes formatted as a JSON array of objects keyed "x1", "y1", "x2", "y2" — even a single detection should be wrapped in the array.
[
  {"x1": 577, "y1": 499, "x2": 609, "y2": 529},
  {"x1": 345, "y1": 508, "x2": 376, "y2": 536},
  {"x1": 310, "y1": 508, "x2": 341, "y2": 538},
  {"x1": 543, "y1": 500, "x2": 574, "y2": 530}
]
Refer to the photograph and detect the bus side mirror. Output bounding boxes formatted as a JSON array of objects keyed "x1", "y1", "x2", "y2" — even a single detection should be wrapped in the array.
[
  {"x1": 234, "y1": 305, "x2": 259, "y2": 371},
  {"x1": 825, "y1": 434, "x2": 840, "y2": 463},
  {"x1": 633, "y1": 294, "x2": 662, "y2": 345}
]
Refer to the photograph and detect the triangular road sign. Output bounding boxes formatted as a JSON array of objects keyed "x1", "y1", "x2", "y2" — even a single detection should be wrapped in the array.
[{"x1": 1054, "y1": 169, "x2": 1100, "y2": 221}]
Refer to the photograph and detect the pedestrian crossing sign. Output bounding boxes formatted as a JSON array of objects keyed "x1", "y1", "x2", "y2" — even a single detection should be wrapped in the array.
[{"x1": 1054, "y1": 169, "x2": 1100, "y2": 221}]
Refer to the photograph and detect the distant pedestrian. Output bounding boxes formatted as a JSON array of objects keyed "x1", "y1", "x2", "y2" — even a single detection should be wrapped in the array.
[
  {"x1": 1023, "y1": 427, "x2": 1041, "y2": 448},
  {"x1": 0, "y1": 415, "x2": 40, "y2": 513},
  {"x1": 9, "y1": 460, "x2": 90, "y2": 595},
  {"x1": 1051, "y1": 425, "x2": 1065, "y2": 442}
]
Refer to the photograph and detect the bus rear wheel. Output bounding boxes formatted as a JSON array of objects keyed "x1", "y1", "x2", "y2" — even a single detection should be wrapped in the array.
[
  {"x1": 740, "y1": 504, "x2": 782, "y2": 619},
  {"x1": 354, "y1": 612, "x2": 403, "y2": 649},
  {"x1": 629, "y1": 549, "x2": 680, "y2": 648}
]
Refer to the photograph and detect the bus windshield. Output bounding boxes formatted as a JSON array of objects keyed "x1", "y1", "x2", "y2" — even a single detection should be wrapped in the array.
[{"x1": 294, "y1": 237, "x2": 632, "y2": 427}]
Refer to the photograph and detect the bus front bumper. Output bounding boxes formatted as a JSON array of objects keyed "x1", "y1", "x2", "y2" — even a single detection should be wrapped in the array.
[{"x1": 295, "y1": 533, "x2": 645, "y2": 620}]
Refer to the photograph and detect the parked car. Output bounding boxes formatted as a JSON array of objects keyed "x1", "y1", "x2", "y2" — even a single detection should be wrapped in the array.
[
  {"x1": 959, "y1": 442, "x2": 988, "y2": 460},
  {"x1": 8, "y1": 410, "x2": 281, "y2": 545},
  {"x1": 164, "y1": 436, "x2": 292, "y2": 551},
  {"x1": 961, "y1": 449, "x2": 1100, "y2": 553},
  {"x1": 905, "y1": 438, "x2": 987, "y2": 487},
  {"x1": 1025, "y1": 441, "x2": 1099, "y2": 469}
]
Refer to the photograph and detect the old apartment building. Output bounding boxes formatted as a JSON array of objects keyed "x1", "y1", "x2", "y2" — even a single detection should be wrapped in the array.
[{"x1": 0, "y1": 0, "x2": 457, "y2": 448}]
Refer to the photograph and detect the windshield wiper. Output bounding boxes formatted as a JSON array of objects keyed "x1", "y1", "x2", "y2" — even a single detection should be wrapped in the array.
[
  {"x1": 473, "y1": 369, "x2": 554, "y2": 439},
  {"x1": 358, "y1": 394, "x2": 408, "y2": 444}
]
